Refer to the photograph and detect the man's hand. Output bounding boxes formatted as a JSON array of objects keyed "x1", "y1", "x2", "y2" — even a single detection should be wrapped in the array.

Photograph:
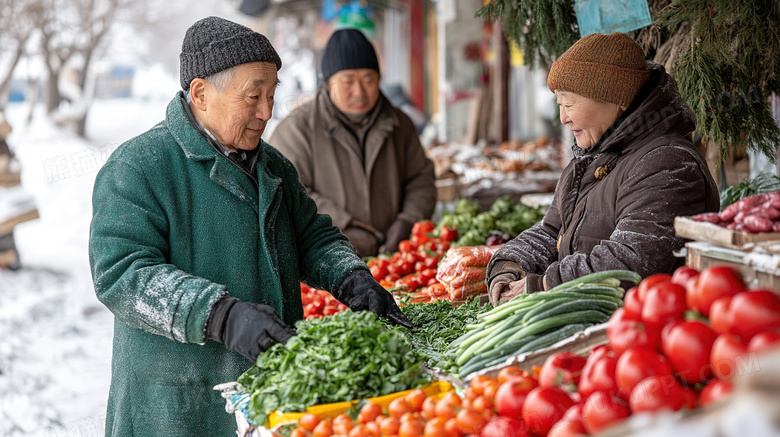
[
  {"x1": 379, "y1": 218, "x2": 414, "y2": 254},
  {"x1": 207, "y1": 296, "x2": 296, "y2": 362},
  {"x1": 338, "y1": 270, "x2": 413, "y2": 329}
]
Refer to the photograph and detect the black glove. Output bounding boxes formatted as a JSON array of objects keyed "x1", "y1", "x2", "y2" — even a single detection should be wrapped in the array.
[
  {"x1": 379, "y1": 218, "x2": 414, "y2": 253},
  {"x1": 207, "y1": 295, "x2": 297, "y2": 361},
  {"x1": 337, "y1": 270, "x2": 413, "y2": 329}
]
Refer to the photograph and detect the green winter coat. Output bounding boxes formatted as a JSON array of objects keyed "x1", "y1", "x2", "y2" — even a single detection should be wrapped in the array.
[{"x1": 89, "y1": 92, "x2": 367, "y2": 437}]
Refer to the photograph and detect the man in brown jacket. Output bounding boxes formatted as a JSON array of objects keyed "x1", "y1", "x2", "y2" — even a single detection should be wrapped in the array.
[{"x1": 270, "y1": 28, "x2": 436, "y2": 257}]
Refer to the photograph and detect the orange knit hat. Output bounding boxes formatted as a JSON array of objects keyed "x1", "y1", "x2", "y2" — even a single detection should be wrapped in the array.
[{"x1": 547, "y1": 32, "x2": 649, "y2": 107}]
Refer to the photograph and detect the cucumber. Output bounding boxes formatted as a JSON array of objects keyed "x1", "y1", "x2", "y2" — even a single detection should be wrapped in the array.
[
  {"x1": 455, "y1": 315, "x2": 522, "y2": 366},
  {"x1": 525, "y1": 300, "x2": 618, "y2": 325},
  {"x1": 548, "y1": 270, "x2": 642, "y2": 292},
  {"x1": 467, "y1": 314, "x2": 527, "y2": 357},
  {"x1": 459, "y1": 355, "x2": 510, "y2": 378},
  {"x1": 570, "y1": 285, "x2": 624, "y2": 297},
  {"x1": 514, "y1": 324, "x2": 588, "y2": 354},
  {"x1": 482, "y1": 334, "x2": 541, "y2": 358},
  {"x1": 520, "y1": 298, "x2": 572, "y2": 324},
  {"x1": 504, "y1": 310, "x2": 610, "y2": 342},
  {"x1": 586, "y1": 278, "x2": 621, "y2": 288},
  {"x1": 480, "y1": 300, "x2": 542, "y2": 324}
]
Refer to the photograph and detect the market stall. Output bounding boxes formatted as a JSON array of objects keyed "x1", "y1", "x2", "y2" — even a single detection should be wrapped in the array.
[{"x1": 214, "y1": 186, "x2": 780, "y2": 437}]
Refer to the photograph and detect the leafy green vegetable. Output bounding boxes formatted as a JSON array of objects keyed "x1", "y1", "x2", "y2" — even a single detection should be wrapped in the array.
[
  {"x1": 396, "y1": 298, "x2": 491, "y2": 370},
  {"x1": 720, "y1": 173, "x2": 780, "y2": 210},
  {"x1": 237, "y1": 310, "x2": 430, "y2": 425},
  {"x1": 438, "y1": 196, "x2": 547, "y2": 247},
  {"x1": 454, "y1": 198, "x2": 481, "y2": 216}
]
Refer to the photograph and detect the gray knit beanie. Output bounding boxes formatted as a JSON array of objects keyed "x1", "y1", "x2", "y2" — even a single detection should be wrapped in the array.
[
  {"x1": 179, "y1": 16, "x2": 282, "y2": 91},
  {"x1": 321, "y1": 28, "x2": 379, "y2": 81}
]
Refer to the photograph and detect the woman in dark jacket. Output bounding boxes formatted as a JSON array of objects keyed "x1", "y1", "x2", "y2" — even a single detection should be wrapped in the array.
[{"x1": 487, "y1": 32, "x2": 719, "y2": 305}]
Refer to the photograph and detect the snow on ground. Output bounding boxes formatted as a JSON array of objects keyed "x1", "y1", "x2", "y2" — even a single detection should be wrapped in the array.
[{"x1": 0, "y1": 96, "x2": 169, "y2": 436}]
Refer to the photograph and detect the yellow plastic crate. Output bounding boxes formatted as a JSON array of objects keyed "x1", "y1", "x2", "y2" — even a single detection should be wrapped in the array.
[{"x1": 265, "y1": 380, "x2": 454, "y2": 429}]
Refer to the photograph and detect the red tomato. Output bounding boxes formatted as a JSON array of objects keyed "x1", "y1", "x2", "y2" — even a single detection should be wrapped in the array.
[
  {"x1": 480, "y1": 416, "x2": 529, "y2": 437},
  {"x1": 547, "y1": 405, "x2": 587, "y2": 437},
  {"x1": 641, "y1": 282, "x2": 687, "y2": 327},
  {"x1": 578, "y1": 345, "x2": 619, "y2": 399},
  {"x1": 711, "y1": 334, "x2": 750, "y2": 380},
  {"x1": 688, "y1": 266, "x2": 746, "y2": 316},
  {"x1": 709, "y1": 295, "x2": 735, "y2": 335},
  {"x1": 637, "y1": 274, "x2": 672, "y2": 303},
  {"x1": 412, "y1": 220, "x2": 436, "y2": 237},
  {"x1": 629, "y1": 375, "x2": 687, "y2": 413},
  {"x1": 623, "y1": 287, "x2": 643, "y2": 318},
  {"x1": 440, "y1": 225, "x2": 459, "y2": 243},
  {"x1": 521, "y1": 387, "x2": 574, "y2": 437},
  {"x1": 494, "y1": 377, "x2": 535, "y2": 419},
  {"x1": 671, "y1": 265, "x2": 699, "y2": 287},
  {"x1": 398, "y1": 240, "x2": 414, "y2": 253},
  {"x1": 370, "y1": 264, "x2": 388, "y2": 280},
  {"x1": 699, "y1": 379, "x2": 733, "y2": 407},
  {"x1": 496, "y1": 366, "x2": 527, "y2": 385},
  {"x1": 538, "y1": 352, "x2": 587, "y2": 389},
  {"x1": 615, "y1": 348, "x2": 673, "y2": 400},
  {"x1": 607, "y1": 308, "x2": 661, "y2": 355},
  {"x1": 660, "y1": 320, "x2": 718, "y2": 384},
  {"x1": 582, "y1": 391, "x2": 630, "y2": 434},
  {"x1": 748, "y1": 330, "x2": 780, "y2": 353},
  {"x1": 682, "y1": 387, "x2": 698, "y2": 409},
  {"x1": 728, "y1": 289, "x2": 780, "y2": 341}
]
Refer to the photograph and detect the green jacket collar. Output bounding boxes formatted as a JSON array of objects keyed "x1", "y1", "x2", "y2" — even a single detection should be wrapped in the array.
[{"x1": 163, "y1": 93, "x2": 284, "y2": 215}]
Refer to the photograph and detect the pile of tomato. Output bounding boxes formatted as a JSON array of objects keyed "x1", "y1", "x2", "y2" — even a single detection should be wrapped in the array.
[
  {"x1": 301, "y1": 283, "x2": 348, "y2": 320},
  {"x1": 283, "y1": 366, "x2": 581, "y2": 437},
  {"x1": 552, "y1": 264, "x2": 780, "y2": 435},
  {"x1": 368, "y1": 221, "x2": 458, "y2": 295}
]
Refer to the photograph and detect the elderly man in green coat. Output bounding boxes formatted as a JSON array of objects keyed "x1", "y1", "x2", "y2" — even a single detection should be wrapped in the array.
[{"x1": 89, "y1": 17, "x2": 411, "y2": 437}]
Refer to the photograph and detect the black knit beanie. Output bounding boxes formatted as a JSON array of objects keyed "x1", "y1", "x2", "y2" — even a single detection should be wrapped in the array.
[
  {"x1": 179, "y1": 16, "x2": 282, "y2": 91},
  {"x1": 321, "y1": 28, "x2": 379, "y2": 81}
]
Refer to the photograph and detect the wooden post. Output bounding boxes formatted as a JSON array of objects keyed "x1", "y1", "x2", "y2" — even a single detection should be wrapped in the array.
[{"x1": 492, "y1": 17, "x2": 509, "y2": 144}]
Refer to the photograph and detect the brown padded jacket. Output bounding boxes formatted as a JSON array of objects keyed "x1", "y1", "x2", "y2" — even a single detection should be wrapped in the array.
[{"x1": 487, "y1": 62, "x2": 720, "y2": 289}]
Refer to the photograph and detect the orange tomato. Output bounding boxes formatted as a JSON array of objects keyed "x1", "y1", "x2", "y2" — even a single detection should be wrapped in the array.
[
  {"x1": 299, "y1": 414, "x2": 322, "y2": 432},
  {"x1": 313, "y1": 419, "x2": 333, "y2": 437},
  {"x1": 463, "y1": 387, "x2": 479, "y2": 401},
  {"x1": 497, "y1": 366, "x2": 525, "y2": 384},
  {"x1": 389, "y1": 398, "x2": 413, "y2": 419},
  {"x1": 482, "y1": 382, "x2": 498, "y2": 403},
  {"x1": 364, "y1": 421, "x2": 381, "y2": 437},
  {"x1": 349, "y1": 425, "x2": 371, "y2": 437},
  {"x1": 471, "y1": 395, "x2": 493, "y2": 413},
  {"x1": 379, "y1": 417, "x2": 401, "y2": 436},
  {"x1": 400, "y1": 412, "x2": 423, "y2": 424},
  {"x1": 435, "y1": 393, "x2": 462, "y2": 420},
  {"x1": 444, "y1": 418, "x2": 462, "y2": 437},
  {"x1": 358, "y1": 403, "x2": 383, "y2": 424},
  {"x1": 399, "y1": 420, "x2": 424, "y2": 437},
  {"x1": 455, "y1": 409, "x2": 487, "y2": 435},
  {"x1": 291, "y1": 427, "x2": 311, "y2": 437},
  {"x1": 421, "y1": 397, "x2": 438, "y2": 420},
  {"x1": 405, "y1": 389, "x2": 427, "y2": 412},
  {"x1": 469, "y1": 375, "x2": 496, "y2": 396},
  {"x1": 333, "y1": 414, "x2": 354, "y2": 436},
  {"x1": 423, "y1": 417, "x2": 448, "y2": 437}
]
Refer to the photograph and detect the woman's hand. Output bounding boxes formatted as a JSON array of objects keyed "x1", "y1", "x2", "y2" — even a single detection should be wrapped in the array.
[{"x1": 498, "y1": 279, "x2": 526, "y2": 303}]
